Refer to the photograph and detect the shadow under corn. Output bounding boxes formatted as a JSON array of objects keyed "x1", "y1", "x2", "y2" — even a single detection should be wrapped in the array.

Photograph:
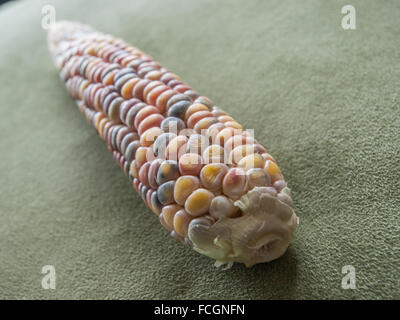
[
  {"x1": 146, "y1": 241, "x2": 299, "y2": 300},
  {"x1": 217, "y1": 247, "x2": 298, "y2": 300}
]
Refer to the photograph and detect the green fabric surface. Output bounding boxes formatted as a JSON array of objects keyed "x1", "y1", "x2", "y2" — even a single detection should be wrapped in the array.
[{"x1": 0, "y1": 0, "x2": 399, "y2": 299}]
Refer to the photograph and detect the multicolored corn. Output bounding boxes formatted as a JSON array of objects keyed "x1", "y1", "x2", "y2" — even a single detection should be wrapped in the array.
[{"x1": 48, "y1": 21, "x2": 298, "y2": 268}]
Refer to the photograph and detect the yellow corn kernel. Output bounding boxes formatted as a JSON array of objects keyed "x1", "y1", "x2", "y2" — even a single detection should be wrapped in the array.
[
  {"x1": 264, "y1": 160, "x2": 283, "y2": 182},
  {"x1": 174, "y1": 175, "x2": 201, "y2": 205},
  {"x1": 93, "y1": 112, "x2": 106, "y2": 130},
  {"x1": 217, "y1": 115, "x2": 234, "y2": 123},
  {"x1": 135, "y1": 147, "x2": 149, "y2": 168},
  {"x1": 184, "y1": 188, "x2": 214, "y2": 217},
  {"x1": 121, "y1": 78, "x2": 139, "y2": 99},
  {"x1": 237, "y1": 153, "x2": 265, "y2": 169},
  {"x1": 224, "y1": 121, "x2": 243, "y2": 130},
  {"x1": 97, "y1": 118, "x2": 108, "y2": 139},
  {"x1": 200, "y1": 163, "x2": 229, "y2": 192}
]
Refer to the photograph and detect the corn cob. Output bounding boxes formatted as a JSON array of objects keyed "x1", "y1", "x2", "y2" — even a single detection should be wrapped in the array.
[{"x1": 48, "y1": 21, "x2": 298, "y2": 268}]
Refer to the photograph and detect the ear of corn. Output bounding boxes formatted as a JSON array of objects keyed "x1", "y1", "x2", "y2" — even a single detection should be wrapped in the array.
[{"x1": 48, "y1": 21, "x2": 298, "y2": 268}]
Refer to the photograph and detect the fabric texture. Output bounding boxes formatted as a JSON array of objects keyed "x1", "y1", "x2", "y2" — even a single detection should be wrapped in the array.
[{"x1": 0, "y1": 0, "x2": 398, "y2": 299}]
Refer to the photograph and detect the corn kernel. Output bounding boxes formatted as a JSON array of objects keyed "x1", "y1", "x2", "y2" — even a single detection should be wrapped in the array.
[
  {"x1": 155, "y1": 89, "x2": 175, "y2": 113},
  {"x1": 247, "y1": 168, "x2": 271, "y2": 188},
  {"x1": 129, "y1": 160, "x2": 139, "y2": 179},
  {"x1": 148, "y1": 159, "x2": 162, "y2": 189},
  {"x1": 237, "y1": 153, "x2": 265, "y2": 169},
  {"x1": 222, "y1": 168, "x2": 247, "y2": 200},
  {"x1": 207, "y1": 122, "x2": 226, "y2": 142},
  {"x1": 149, "y1": 190, "x2": 163, "y2": 215},
  {"x1": 138, "y1": 162, "x2": 151, "y2": 188},
  {"x1": 224, "y1": 135, "x2": 255, "y2": 153},
  {"x1": 215, "y1": 127, "x2": 235, "y2": 146},
  {"x1": 184, "y1": 103, "x2": 209, "y2": 121},
  {"x1": 225, "y1": 121, "x2": 243, "y2": 130},
  {"x1": 229, "y1": 144, "x2": 256, "y2": 164},
  {"x1": 156, "y1": 160, "x2": 179, "y2": 185},
  {"x1": 187, "y1": 110, "x2": 213, "y2": 129},
  {"x1": 125, "y1": 140, "x2": 140, "y2": 163},
  {"x1": 125, "y1": 103, "x2": 145, "y2": 128},
  {"x1": 261, "y1": 152, "x2": 276, "y2": 162},
  {"x1": 134, "y1": 105, "x2": 159, "y2": 129},
  {"x1": 211, "y1": 106, "x2": 226, "y2": 117},
  {"x1": 174, "y1": 175, "x2": 201, "y2": 205},
  {"x1": 166, "y1": 94, "x2": 190, "y2": 110},
  {"x1": 194, "y1": 96, "x2": 214, "y2": 109},
  {"x1": 173, "y1": 209, "x2": 193, "y2": 237},
  {"x1": 178, "y1": 153, "x2": 203, "y2": 176},
  {"x1": 264, "y1": 160, "x2": 283, "y2": 182},
  {"x1": 193, "y1": 117, "x2": 218, "y2": 133},
  {"x1": 184, "y1": 188, "x2": 214, "y2": 217},
  {"x1": 160, "y1": 204, "x2": 182, "y2": 230},
  {"x1": 121, "y1": 78, "x2": 139, "y2": 99},
  {"x1": 137, "y1": 113, "x2": 164, "y2": 136},
  {"x1": 143, "y1": 81, "x2": 163, "y2": 101},
  {"x1": 168, "y1": 100, "x2": 191, "y2": 119},
  {"x1": 202, "y1": 144, "x2": 225, "y2": 164},
  {"x1": 209, "y1": 195, "x2": 239, "y2": 219},
  {"x1": 160, "y1": 116, "x2": 185, "y2": 134},
  {"x1": 217, "y1": 115, "x2": 234, "y2": 123},
  {"x1": 200, "y1": 163, "x2": 229, "y2": 192},
  {"x1": 186, "y1": 134, "x2": 209, "y2": 155},
  {"x1": 157, "y1": 180, "x2": 176, "y2": 205},
  {"x1": 165, "y1": 135, "x2": 188, "y2": 161},
  {"x1": 120, "y1": 132, "x2": 139, "y2": 155},
  {"x1": 135, "y1": 147, "x2": 150, "y2": 168},
  {"x1": 140, "y1": 127, "x2": 163, "y2": 147},
  {"x1": 133, "y1": 79, "x2": 151, "y2": 100},
  {"x1": 152, "y1": 133, "x2": 174, "y2": 158}
]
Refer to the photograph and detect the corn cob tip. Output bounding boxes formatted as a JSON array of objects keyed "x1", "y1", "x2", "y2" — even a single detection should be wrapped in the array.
[{"x1": 189, "y1": 187, "x2": 298, "y2": 268}]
